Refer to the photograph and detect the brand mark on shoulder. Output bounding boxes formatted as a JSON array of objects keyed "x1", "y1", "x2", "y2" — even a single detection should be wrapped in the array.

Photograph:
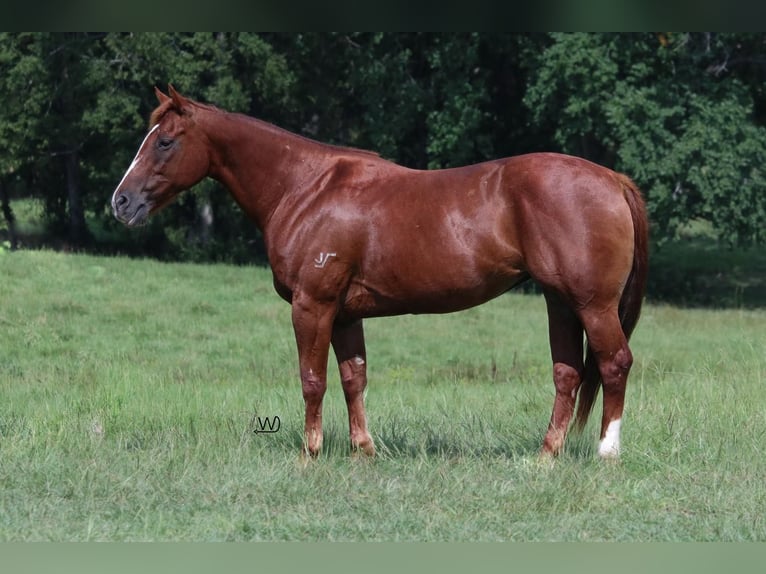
[{"x1": 313, "y1": 252, "x2": 337, "y2": 268}]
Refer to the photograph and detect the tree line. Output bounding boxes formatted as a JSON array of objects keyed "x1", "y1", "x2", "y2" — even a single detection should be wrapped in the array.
[{"x1": 1, "y1": 32, "x2": 765, "y2": 263}]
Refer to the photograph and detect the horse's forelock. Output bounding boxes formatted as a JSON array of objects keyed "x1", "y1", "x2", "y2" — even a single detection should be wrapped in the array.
[{"x1": 149, "y1": 100, "x2": 176, "y2": 129}]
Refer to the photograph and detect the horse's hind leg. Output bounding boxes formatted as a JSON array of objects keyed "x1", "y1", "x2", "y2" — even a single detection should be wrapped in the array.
[
  {"x1": 332, "y1": 320, "x2": 375, "y2": 456},
  {"x1": 541, "y1": 292, "x2": 584, "y2": 456},
  {"x1": 580, "y1": 308, "x2": 633, "y2": 459}
]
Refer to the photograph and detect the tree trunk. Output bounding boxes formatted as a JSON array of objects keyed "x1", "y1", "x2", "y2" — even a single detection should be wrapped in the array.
[
  {"x1": 198, "y1": 201, "x2": 213, "y2": 245},
  {"x1": 0, "y1": 178, "x2": 18, "y2": 250},
  {"x1": 65, "y1": 150, "x2": 88, "y2": 246}
]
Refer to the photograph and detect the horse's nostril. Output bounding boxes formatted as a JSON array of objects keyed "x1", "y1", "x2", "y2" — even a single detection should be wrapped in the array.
[{"x1": 116, "y1": 194, "x2": 129, "y2": 208}]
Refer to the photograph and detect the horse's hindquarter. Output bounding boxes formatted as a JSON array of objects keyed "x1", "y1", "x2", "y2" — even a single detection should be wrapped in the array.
[{"x1": 507, "y1": 154, "x2": 636, "y2": 306}]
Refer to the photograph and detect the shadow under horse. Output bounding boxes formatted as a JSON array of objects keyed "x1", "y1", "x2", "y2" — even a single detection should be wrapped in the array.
[{"x1": 112, "y1": 86, "x2": 648, "y2": 460}]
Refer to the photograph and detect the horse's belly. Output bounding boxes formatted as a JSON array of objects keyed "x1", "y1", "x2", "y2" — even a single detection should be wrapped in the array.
[{"x1": 341, "y1": 263, "x2": 527, "y2": 319}]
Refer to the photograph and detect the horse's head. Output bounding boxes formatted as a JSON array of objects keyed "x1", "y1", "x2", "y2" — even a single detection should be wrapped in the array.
[{"x1": 112, "y1": 85, "x2": 210, "y2": 227}]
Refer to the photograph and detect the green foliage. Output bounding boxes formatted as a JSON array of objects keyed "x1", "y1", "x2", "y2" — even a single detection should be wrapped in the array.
[
  {"x1": 2, "y1": 33, "x2": 766, "y2": 258},
  {"x1": 525, "y1": 32, "x2": 766, "y2": 245},
  {"x1": 0, "y1": 33, "x2": 48, "y2": 175}
]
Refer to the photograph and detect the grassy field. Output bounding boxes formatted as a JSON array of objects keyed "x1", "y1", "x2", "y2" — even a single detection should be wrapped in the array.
[{"x1": 1, "y1": 249, "x2": 765, "y2": 541}]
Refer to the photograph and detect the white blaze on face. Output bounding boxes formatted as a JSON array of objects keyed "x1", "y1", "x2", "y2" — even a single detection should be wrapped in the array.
[
  {"x1": 111, "y1": 124, "x2": 160, "y2": 208},
  {"x1": 598, "y1": 418, "x2": 622, "y2": 458}
]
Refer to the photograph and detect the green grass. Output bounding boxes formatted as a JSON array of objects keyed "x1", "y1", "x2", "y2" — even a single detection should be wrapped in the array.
[{"x1": 1, "y1": 250, "x2": 765, "y2": 541}]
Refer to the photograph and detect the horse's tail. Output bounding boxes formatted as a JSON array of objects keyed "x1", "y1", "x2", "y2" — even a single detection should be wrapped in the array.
[{"x1": 575, "y1": 173, "x2": 649, "y2": 430}]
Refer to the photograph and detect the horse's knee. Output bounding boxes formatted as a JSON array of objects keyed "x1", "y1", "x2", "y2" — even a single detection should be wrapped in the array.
[
  {"x1": 301, "y1": 370, "x2": 327, "y2": 402},
  {"x1": 552, "y1": 362, "x2": 581, "y2": 398}
]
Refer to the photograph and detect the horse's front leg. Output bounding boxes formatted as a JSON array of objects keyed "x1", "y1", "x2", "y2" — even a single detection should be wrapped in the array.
[
  {"x1": 332, "y1": 320, "x2": 375, "y2": 456},
  {"x1": 291, "y1": 293, "x2": 336, "y2": 458}
]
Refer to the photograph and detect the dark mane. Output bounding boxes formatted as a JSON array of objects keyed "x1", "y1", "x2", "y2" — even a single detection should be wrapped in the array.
[
  {"x1": 149, "y1": 99, "x2": 225, "y2": 128},
  {"x1": 247, "y1": 116, "x2": 382, "y2": 159}
]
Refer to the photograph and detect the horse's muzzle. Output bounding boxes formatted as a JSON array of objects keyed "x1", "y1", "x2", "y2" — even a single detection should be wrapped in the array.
[{"x1": 112, "y1": 191, "x2": 150, "y2": 227}]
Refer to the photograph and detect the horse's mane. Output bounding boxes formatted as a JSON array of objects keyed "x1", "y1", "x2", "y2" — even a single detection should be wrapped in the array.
[
  {"x1": 149, "y1": 99, "x2": 381, "y2": 160},
  {"x1": 149, "y1": 98, "x2": 224, "y2": 127},
  {"x1": 253, "y1": 118, "x2": 382, "y2": 159}
]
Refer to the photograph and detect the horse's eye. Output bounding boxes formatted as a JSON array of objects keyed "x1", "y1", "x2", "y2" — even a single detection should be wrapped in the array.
[{"x1": 157, "y1": 138, "x2": 173, "y2": 150}]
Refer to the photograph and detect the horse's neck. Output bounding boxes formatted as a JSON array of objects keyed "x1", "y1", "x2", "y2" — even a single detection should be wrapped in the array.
[{"x1": 202, "y1": 111, "x2": 331, "y2": 231}]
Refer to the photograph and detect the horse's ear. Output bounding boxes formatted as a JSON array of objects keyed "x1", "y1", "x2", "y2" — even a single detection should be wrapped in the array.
[
  {"x1": 154, "y1": 86, "x2": 171, "y2": 104},
  {"x1": 168, "y1": 84, "x2": 191, "y2": 114}
]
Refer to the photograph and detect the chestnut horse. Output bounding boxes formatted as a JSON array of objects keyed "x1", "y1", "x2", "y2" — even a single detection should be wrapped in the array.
[{"x1": 112, "y1": 86, "x2": 648, "y2": 459}]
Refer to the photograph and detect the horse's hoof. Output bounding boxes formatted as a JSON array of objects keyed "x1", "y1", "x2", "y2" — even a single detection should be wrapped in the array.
[
  {"x1": 536, "y1": 449, "x2": 557, "y2": 466},
  {"x1": 351, "y1": 440, "x2": 376, "y2": 458},
  {"x1": 300, "y1": 444, "x2": 321, "y2": 460}
]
